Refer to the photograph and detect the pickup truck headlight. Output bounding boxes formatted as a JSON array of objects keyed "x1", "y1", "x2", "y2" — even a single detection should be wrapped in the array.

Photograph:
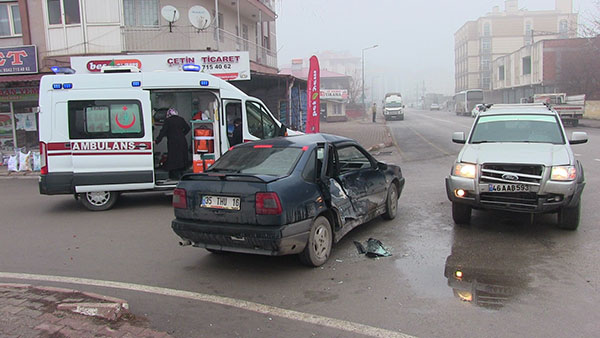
[
  {"x1": 453, "y1": 163, "x2": 476, "y2": 179},
  {"x1": 551, "y1": 166, "x2": 576, "y2": 181}
]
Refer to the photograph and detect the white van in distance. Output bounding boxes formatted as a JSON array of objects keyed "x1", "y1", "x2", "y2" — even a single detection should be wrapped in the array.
[{"x1": 38, "y1": 65, "x2": 293, "y2": 210}]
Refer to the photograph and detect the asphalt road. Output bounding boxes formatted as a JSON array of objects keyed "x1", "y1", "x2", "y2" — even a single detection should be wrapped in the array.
[{"x1": 1, "y1": 109, "x2": 600, "y2": 337}]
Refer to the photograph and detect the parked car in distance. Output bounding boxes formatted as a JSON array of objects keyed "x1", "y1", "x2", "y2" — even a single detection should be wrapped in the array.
[
  {"x1": 446, "y1": 103, "x2": 587, "y2": 230},
  {"x1": 471, "y1": 103, "x2": 486, "y2": 117},
  {"x1": 171, "y1": 134, "x2": 405, "y2": 266},
  {"x1": 430, "y1": 103, "x2": 441, "y2": 111}
]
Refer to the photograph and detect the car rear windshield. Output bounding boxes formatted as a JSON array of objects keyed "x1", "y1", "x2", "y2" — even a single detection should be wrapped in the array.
[
  {"x1": 470, "y1": 114, "x2": 564, "y2": 144},
  {"x1": 209, "y1": 147, "x2": 303, "y2": 176}
]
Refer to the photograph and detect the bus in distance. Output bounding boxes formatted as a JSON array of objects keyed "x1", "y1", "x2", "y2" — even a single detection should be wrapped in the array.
[{"x1": 454, "y1": 89, "x2": 484, "y2": 116}]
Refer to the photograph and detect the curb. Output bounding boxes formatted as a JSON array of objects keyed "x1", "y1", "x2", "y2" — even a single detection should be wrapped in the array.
[{"x1": 0, "y1": 283, "x2": 129, "y2": 321}]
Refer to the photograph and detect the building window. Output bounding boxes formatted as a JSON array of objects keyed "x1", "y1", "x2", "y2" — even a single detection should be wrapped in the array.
[
  {"x1": 499, "y1": 65, "x2": 505, "y2": 81},
  {"x1": 522, "y1": 56, "x2": 531, "y2": 75},
  {"x1": 124, "y1": 0, "x2": 159, "y2": 27},
  {"x1": 47, "y1": 0, "x2": 81, "y2": 25},
  {"x1": 559, "y1": 19, "x2": 568, "y2": 38},
  {"x1": 242, "y1": 24, "x2": 249, "y2": 50},
  {"x1": 0, "y1": 2, "x2": 21, "y2": 36},
  {"x1": 482, "y1": 38, "x2": 491, "y2": 52},
  {"x1": 483, "y1": 22, "x2": 491, "y2": 36}
]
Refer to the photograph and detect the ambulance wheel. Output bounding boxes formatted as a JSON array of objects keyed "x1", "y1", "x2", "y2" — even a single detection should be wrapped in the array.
[{"x1": 79, "y1": 191, "x2": 119, "y2": 211}]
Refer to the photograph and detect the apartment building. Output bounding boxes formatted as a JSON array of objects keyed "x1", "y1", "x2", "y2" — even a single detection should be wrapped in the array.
[
  {"x1": 0, "y1": 0, "x2": 278, "y2": 153},
  {"x1": 454, "y1": 0, "x2": 577, "y2": 94}
]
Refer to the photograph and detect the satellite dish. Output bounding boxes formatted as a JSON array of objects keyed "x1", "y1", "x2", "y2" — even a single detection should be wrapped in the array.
[
  {"x1": 161, "y1": 5, "x2": 180, "y2": 23},
  {"x1": 189, "y1": 6, "x2": 211, "y2": 30}
]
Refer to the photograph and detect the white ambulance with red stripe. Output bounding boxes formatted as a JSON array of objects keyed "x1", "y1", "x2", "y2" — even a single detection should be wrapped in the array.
[{"x1": 38, "y1": 65, "x2": 292, "y2": 210}]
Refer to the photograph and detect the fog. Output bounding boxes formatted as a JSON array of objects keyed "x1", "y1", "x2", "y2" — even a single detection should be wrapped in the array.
[{"x1": 276, "y1": 0, "x2": 597, "y2": 98}]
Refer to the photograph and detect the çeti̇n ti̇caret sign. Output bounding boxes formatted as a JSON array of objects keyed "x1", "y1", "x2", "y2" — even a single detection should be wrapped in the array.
[{"x1": 0, "y1": 45, "x2": 38, "y2": 75}]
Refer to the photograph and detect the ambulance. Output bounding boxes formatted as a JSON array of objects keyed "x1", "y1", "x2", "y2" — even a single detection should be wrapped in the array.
[{"x1": 38, "y1": 65, "x2": 294, "y2": 210}]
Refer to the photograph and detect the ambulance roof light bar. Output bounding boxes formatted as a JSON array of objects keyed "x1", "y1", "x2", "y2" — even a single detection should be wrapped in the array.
[{"x1": 51, "y1": 67, "x2": 76, "y2": 74}]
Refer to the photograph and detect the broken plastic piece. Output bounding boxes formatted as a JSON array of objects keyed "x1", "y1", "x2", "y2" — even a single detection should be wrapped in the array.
[
  {"x1": 353, "y1": 241, "x2": 366, "y2": 254},
  {"x1": 365, "y1": 238, "x2": 392, "y2": 257}
]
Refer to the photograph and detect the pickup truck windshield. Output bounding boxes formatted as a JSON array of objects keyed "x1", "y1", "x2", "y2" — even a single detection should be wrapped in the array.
[
  {"x1": 209, "y1": 147, "x2": 303, "y2": 176},
  {"x1": 470, "y1": 114, "x2": 564, "y2": 144}
]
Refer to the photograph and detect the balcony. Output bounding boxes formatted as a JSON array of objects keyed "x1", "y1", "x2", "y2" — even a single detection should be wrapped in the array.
[{"x1": 121, "y1": 26, "x2": 277, "y2": 70}]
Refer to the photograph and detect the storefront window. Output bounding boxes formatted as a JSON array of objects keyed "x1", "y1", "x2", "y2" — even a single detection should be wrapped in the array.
[
  {"x1": 13, "y1": 101, "x2": 39, "y2": 152},
  {"x1": 0, "y1": 104, "x2": 14, "y2": 151}
]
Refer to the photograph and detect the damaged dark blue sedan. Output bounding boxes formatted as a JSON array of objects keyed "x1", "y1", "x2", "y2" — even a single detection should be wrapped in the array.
[{"x1": 171, "y1": 134, "x2": 405, "y2": 266}]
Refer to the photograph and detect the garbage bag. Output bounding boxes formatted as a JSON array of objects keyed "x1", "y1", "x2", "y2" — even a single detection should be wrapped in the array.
[
  {"x1": 32, "y1": 152, "x2": 41, "y2": 171},
  {"x1": 7, "y1": 155, "x2": 17, "y2": 172},
  {"x1": 19, "y1": 151, "x2": 32, "y2": 171}
]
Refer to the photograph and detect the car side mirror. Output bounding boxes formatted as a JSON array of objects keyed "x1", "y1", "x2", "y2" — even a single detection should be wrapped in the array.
[
  {"x1": 377, "y1": 161, "x2": 388, "y2": 171},
  {"x1": 452, "y1": 132, "x2": 466, "y2": 144},
  {"x1": 569, "y1": 131, "x2": 588, "y2": 144}
]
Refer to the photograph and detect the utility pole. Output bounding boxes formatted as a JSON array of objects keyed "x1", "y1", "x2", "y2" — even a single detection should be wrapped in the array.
[{"x1": 361, "y1": 45, "x2": 378, "y2": 108}]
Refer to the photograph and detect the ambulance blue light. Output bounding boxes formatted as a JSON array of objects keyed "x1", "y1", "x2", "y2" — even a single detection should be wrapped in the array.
[
  {"x1": 132, "y1": 81, "x2": 141, "y2": 87},
  {"x1": 200, "y1": 80, "x2": 209, "y2": 86},
  {"x1": 63, "y1": 83, "x2": 73, "y2": 89},
  {"x1": 51, "y1": 67, "x2": 76, "y2": 74},
  {"x1": 182, "y1": 64, "x2": 201, "y2": 72},
  {"x1": 52, "y1": 83, "x2": 62, "y2": 89}
]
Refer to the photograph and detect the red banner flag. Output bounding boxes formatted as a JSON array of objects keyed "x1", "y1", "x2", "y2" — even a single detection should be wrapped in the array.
[{"x1": 306, "y1": 55, "x2": 320, "y2": 133}]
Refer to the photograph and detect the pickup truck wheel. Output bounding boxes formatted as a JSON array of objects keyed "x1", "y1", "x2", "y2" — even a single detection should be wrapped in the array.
[
  {"x1": 399, "y1": 115, "x2": 404, "y2": 121},
  {"x1": 452, "y1": 202, "x2": 471, "y2": 225},
  {"x1": 572, "y1": 119, "x2": 579, "y2": 127},
  {"x1": 557, "y1": 202, "x2": 580, "y2": 230},
  {"x1": 299, "y1": 216, "x2": 332, "y2": 267},
  {"x1": 382, "y1": 184, "x2": 399, "y2": 220},
  {"x1": 79, "y1": 191, "x2": 119, "y2": 211}
]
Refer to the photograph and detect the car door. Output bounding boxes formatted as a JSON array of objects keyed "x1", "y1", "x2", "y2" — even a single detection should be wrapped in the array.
[{"x1": 334, "y1": 144, "x2": 387, "y2": 216}]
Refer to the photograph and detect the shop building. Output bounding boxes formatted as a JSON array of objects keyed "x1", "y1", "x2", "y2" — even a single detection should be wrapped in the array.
[{"x1": 0, "y1": 0, "x2": 279, "y2": 156}]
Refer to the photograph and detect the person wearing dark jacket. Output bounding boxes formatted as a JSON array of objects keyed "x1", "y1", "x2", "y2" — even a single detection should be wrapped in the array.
[
  {"x1": 155, "y1": 108, "x2": 191, "y2": 179},
  {"x1": 231, "y1": 118, "x2": 242, "y2": 146}
]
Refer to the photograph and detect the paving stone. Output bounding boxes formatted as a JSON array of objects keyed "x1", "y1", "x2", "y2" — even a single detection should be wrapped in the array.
[
  {"x1": 0, "y1": 305, "x2": 24, "y2": 314},
  {"x1": 38, "y1": 312, "x2": 62, "y2": 323},
  {"x1": 34, "y1": 322, "x2": 65, "y2": 335}
]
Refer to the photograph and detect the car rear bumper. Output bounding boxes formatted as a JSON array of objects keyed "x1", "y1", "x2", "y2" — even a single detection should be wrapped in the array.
[
  {"x1": 171, "y1": 218, "x2": 312, "y2": 256},
  {"x1": 445, "y1": 176, "x2": 585, "y2": 213}
]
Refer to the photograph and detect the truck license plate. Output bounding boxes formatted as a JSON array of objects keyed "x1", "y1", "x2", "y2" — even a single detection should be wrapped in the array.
[
  {"x1": 488, "y1": 184, "x2": 530, "y2": 192},
  {"x1": 201, "y1": 195, "x2": 240, "y2": 210}
]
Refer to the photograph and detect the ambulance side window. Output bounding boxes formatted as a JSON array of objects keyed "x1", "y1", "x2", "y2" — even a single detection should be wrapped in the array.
[
  {"x1": 68, "y1": 100, "x2": 144, "y2": 139},
  {"x1": 245, "y1": 101, "x2": 278, "y2": 139}
]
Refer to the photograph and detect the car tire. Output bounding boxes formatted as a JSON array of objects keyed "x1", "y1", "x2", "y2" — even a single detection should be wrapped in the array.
[
  {"x1": 572, "y1": 119, "x2": 579, "y2": 127},
  {"x1": 382, "y1": 183, "x2": 399, "y2": 220},
  {"x1": 452, "y1": 202, "x2": 471, "y2": 225},
  {"x1": 399, "y1": 116, "x2": 404, "y2": 121},
  {"x1": 557, "y1": 202, "x2": 580, "y2": 230},
  {"x1": 299, "y1": 216, "x2": 332, "y2": 267},
  {"x1": 79, "y1": 191, "x2": 119, "y2": 211}
]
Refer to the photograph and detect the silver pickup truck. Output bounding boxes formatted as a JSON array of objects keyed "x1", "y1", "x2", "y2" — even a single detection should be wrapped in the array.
[{"x1": 445, "y1": 104, "x2": 588, "y2": 230}]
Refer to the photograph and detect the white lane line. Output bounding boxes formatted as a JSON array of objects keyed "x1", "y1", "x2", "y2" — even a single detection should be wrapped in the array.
[
  {"x1": 574, "y1": 153, "x2": 581, "y2": 156},
  {"x1": 595, "y1": 159, "x2": 600, "y2": 162},
  {"x1": 0, "y1": 272, "x2": 415, "y2": 338}
]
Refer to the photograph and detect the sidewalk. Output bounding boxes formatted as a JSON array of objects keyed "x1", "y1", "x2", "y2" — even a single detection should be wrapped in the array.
[
  {"x1": 0, "y1": 283, "x2": 171, "y2": 337},
  {"x1": 319, "y1": 116, "x2": 393, "y2": 151}
]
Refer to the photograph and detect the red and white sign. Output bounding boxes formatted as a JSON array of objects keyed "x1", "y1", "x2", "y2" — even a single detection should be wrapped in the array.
[
  {"x1": 320, "y1": 89, "x2": 348, "y2": 100},
  {"x1": 70, "y1": 52, "x2": 251, "y2": 81},
  {"x1": 305, "y1": 55, "x2": 320, "y2": 134}
]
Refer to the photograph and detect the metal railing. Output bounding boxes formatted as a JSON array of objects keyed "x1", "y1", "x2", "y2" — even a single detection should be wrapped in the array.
[{"x1": 120, "y1": 25, "x2": 277, "y2": 69}]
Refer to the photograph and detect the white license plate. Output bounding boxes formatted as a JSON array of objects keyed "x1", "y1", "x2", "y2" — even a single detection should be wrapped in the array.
[
  {"x1": 488, "y1": 183, "x2": 530, "y2": 192},
  {"x1": 201, "y1": 195, "x2": 240, "y2": 210}
]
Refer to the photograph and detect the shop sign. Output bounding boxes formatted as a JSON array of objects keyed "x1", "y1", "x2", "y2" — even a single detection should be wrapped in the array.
[
  {"x1": 320, "y1": 89, "x2": 348, "y2": 100},
  {"x1": 0, "y1": 87, "x2": 40, "y2": 102},
  {"x1": 71, "y1": 52, "x2": 251, "y2": 81},
  {"x1": 0, "y1": 45, "x2": 38, "y2": 75}
]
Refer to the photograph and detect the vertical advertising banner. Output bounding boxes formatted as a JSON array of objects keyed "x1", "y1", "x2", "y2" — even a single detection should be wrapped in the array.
[{"x1": 305, "y1": 55, "x2": 321, "y2": 133}]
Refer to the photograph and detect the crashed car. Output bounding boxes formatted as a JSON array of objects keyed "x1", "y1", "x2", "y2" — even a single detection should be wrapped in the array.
[{"x1": 171, "y1": 133, "x2": 405, "y2": 266}]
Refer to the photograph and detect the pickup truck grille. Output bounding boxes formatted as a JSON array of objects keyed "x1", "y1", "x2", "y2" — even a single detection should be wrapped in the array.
[
  {"x1": 480, "y1": 192, "x2": 539, "y2": 209},
  {"x1": 480, "y1": 164, "x2": 543, "y2": 186}
]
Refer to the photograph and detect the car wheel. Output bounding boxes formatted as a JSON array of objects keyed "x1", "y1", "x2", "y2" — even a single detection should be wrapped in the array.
[
  {"x1": 299, "y1": 216, "x2": 332, "y2": 267},
  {"x1": 382, "y1": 183, "x2": 399, "y2": 220},
  {"x1": 572, "y1": 119, "x2": 579, "y2": 127},
  {"x1": 452, "y1": 202, "x2": 471, "y2": 225},
  {"x1": 79, "y1": 191, "x2": 119, "y2": 211},
  {"x1": 399, "y1": 116, "x2": 404, "y2": 121},
  {"x1": 557, "y1": 202, "x2": 580, "y2": 230}
]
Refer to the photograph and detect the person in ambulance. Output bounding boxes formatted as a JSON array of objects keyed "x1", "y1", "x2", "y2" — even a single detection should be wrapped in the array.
[{"x1": 154, "y1": 108, "x2": 191, "y2": 179}]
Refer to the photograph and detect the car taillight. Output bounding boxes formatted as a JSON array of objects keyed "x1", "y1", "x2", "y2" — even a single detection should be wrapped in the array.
[
  {"x1": 39, "y1": 142, "x2": 48, "y2": 175},
  {"x1": 256, "y1": 192, "x2": 282, "y2": 215},
  {"x1": 173, "y1": 188, "x2": 187, "y2": 209}
]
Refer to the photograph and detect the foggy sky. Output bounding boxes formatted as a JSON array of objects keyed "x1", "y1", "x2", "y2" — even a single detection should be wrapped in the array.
[{"x1": 275, "y1": 0, "x2": 597, "y2": 97}]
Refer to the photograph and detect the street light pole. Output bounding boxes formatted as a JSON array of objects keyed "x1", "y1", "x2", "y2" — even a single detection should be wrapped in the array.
[{"x1": 361, "y1": 44, "x2": 378, "y2": 108}]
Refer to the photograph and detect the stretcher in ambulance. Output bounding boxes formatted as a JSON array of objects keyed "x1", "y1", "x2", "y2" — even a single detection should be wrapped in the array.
[{"x1": 38, "y1": 65, "x2": 293, "y2": 210}]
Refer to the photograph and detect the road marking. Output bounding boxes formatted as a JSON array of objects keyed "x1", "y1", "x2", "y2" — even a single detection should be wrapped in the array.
[
  {"x1": 574, "y1": 153, "x2": 581, "y2": 157},
  {"x1": 385, "y1": 125, "x2": 406, "y2": 160},
  {"x1": 407, "y1": 126, "x2": 451, "y2": 156},
  {"x1": 595, "y1": 159, "x2": 600, "y2": 162},
  {"x1": 0, "y1": 272, "x2": 415, "y2": 338},
  {"x1": 413, "y1": 112, "x2": 470, "y2": 128}
]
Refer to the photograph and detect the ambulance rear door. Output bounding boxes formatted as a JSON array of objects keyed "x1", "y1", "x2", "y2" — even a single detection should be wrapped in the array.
[{"x1": 65, "y1": 89, "x2": 155, "y2": 193}]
